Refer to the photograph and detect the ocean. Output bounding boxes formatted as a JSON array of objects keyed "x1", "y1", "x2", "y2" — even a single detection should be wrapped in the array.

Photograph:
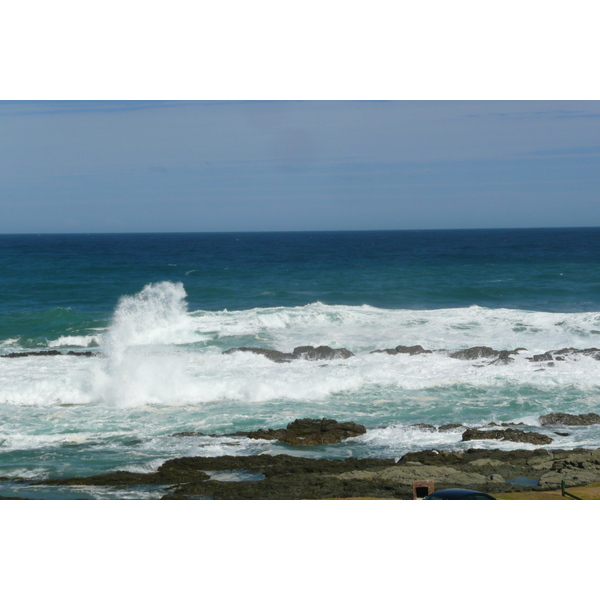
[{"x1": 2, "y1": 228, "x2": 600, "y2": 499}]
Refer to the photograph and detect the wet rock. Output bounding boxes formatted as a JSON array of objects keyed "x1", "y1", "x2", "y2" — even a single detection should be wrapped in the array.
[
  {"x1": 1, "y1": 350, "x2": 97, "y2": 358},
  {"x1": 222, "y1": 347, "x2": 295, "y2": 362},
  {"x1": 247, "y1": 418, "x2": 366, "y2": 445},
  {"x1": 528, "y1": 352, "x2": 553, "y2": 362},
  {"x1": 449, "y1": 346, "x2": 517, "y2": 360},
  {"x1": 438, "y1": 423, "x2": 465, "y2": 431},
  {"x1": 223, "y1": 346, "x2": 353, "y2": 362},
  {"x1": 553, "y1": 347, "x2": 600, "y2": 360},
  {"x1": 28, "y1": 446, "x2": 600, "y2": 499},
  {"x1": 292, "y1": 346, "x2": 354, "y2": 360},
  {"x1": 371, "y1": 345, "x2": 431, "y2": 356},
  {"x1": 539, "y1": 412, "x2": 600, "y2": 426},
  {"x1": 490, "y1": 350, "x2": 517, "y2": 365},
  {"x1": 411, "y1": 423, "x2": 437, "y2": 431},
  {"x1": 395, "y1": 345, "x2": 431, "y2": 355},
  {"x1": 2, "y1": 350, "x2": 60, "y2": 358},
  {"x1": 462, "y1": 428, "x2": 553, "y2": 445},
  {"x1": 39, "y1": 471, "x2": 163, "y2": 487}
]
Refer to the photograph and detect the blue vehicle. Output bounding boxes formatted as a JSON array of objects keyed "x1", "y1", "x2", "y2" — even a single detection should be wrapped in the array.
[{"x1": 423, "y1": 488, "x2": 497, "y2": 500}]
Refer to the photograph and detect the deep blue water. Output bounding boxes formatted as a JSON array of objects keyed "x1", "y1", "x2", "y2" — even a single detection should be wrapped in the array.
[{"x1": 2, "y1": 228, "x2": 600, "y2": 319}]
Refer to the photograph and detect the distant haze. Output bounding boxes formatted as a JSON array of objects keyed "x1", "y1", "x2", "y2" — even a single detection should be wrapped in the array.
[{"x1": 1, "y1": 100, "x2": 599, "y2": 234}]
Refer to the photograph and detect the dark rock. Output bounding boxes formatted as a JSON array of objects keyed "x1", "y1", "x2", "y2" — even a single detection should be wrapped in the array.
[
  {"x1": 395, "y1": 345, "x2": 431, "y2": 355},
  {"x1": 411, "y1": 423, "x2": 437, "y2": 431},
  {"x1": 553, "y1": 348, "x2": 577, "y2": 355},
  {"x1": 1, "y1": 350, "x2": 98, "y2": 358},
  {"x1": 2, "y1": 350, "x2": 62, "y2": 358},
  {"x1": 462, "y1": 428, "x2": 553, "y2": 445},
  {"x1": 493, "y1": 350, "x2": 520, "y2": 365},
  {"x1": 528, "y1": 352, "x2": 553, "y2": 362},
  {"x1": 539, "y1": 412, "x2": 600, "y2": 426},
  {"x1": 292, "y1": 346, "x2": 354, "y2": 360},
  {"x1": 450, "y1": 346, "x2": 516, "y2": 360},
  {"x1": 438, "y1": 423, "x2": 465, "y2": 431},
  {"x1": 223, "y1": 346, "x2": 353, "y2": 362},
  {"x1": 552, "y1": 347, "x2": 600, "y2": 360},
  {"x1": 372, "y1": 345, "x2": 431, "y2": 356},
  {"x1": 222, "y1": 347, "x2": 295, "y2": 362},
  {"x1": 27, "y1": 446, "x2": 600, "y2": 499},
  {"x1": 554, "y1": 432, "x2": 570, "y2": 437},
  {"x1": 248, "y1": 418, "x2": 366, "y2": 445},
  {"x1": 39, "y1": 470, "x2": 163, "y2": 487}
]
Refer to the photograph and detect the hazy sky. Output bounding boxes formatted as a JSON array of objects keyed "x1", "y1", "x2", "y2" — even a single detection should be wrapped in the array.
[{"x1": 1, "y1": 100, "x2": 599, "y2": 233}]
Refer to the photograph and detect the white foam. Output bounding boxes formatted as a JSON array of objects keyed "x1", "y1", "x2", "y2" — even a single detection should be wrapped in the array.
[
  {"x1": 118, "y1": 458, "x2": 166, "y2": 473},
  {"x1": 4, "y1": 282, "x2": 600, "y2": 409},
  {"x1": 0, "y1": 337, "x2": 21, "y2": 349},
  {"x1": 190, "y1": 303, "x2": 600, "y2": 353},
  {"x1": 0, "y1": 432, "x2": 92, "y2": 450},
  {"x1": 48, "y1": 335, "x2": 100, "y2": 348}
]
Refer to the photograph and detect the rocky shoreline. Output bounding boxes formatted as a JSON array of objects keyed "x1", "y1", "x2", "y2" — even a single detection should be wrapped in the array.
[{"x1": 2, "y1": 413, "x2": 599, "y2": 500}]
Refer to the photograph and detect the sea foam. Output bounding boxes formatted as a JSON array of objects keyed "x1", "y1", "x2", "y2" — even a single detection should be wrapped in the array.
[{"x1": 4, "y1": 281, "x2": 600, "y2": 410}]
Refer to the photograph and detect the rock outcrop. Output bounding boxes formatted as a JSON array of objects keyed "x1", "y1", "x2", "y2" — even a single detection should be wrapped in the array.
[
  {"x1": 25, "y1": 445, "x2": 600, "y2": 499},
  {"x1": 449, "y1": 346, "x2": 522, "y2": 361},
  {"x1": 1, "y1": 350, "x2": 96, "y2": 358},
  {"x1": 462, "y1": 428, "x2": 553, "y2": 445},
  {"x1": 247, "y1": 418, "x2": 366, "y2": 445},
  {"x1": 223, "y1": 345, "x2": 354, "y2": 362},
  {"x1": 371, "y1": 345, "x2": 431, "y2": 356},
  {"x1": 539, "y1": 412, "x2": 600, "y2": 426}
]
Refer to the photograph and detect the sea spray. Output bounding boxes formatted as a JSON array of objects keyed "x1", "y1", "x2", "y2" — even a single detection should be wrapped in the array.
[
  {"x1": 103, "y1": 281, "x2": 191, "y2": 361},
  {"x1": 96, "y1": 282, "x2": 203, "y2": 406}
]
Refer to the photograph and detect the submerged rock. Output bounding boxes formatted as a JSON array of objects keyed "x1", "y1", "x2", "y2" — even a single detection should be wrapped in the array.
[
  {"x1": 539, "y1": 412, "x2": 600, "y2": 426},
  {"x1": 247, "y1": 418, "x2": 366, "y2": 445},
  {"x1": 462, "y1": 428, "x2": 553, "y2": 445}
]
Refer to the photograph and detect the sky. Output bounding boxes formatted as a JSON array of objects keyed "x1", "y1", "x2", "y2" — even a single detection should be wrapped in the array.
[{"x1": 1, "y1": 100, "x2": 599, "y2": 233}]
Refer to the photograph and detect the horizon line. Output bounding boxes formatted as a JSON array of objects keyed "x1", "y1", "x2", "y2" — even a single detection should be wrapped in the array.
[{"x1": 1, "y1": 225, "x2": 600, "y2": 236}]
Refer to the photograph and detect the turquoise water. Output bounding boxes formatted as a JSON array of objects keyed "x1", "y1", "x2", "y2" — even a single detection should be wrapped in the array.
[{"x1": 2, "y1": 229, "x2": 600, "y2": 498}]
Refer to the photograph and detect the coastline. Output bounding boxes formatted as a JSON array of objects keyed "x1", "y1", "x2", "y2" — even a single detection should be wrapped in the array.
[{"x1": 4, "y1": 416, "x2": 600, "y2": 500}]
